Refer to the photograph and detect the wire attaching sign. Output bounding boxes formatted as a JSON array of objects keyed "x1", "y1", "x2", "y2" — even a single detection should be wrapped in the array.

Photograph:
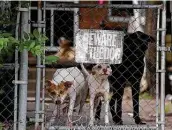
[{"x1": 75, "y1": 29, "x2": 124, "y2": 64}]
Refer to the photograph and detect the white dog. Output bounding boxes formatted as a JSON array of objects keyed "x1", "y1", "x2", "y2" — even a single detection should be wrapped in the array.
[
  {"x1": 81, "y1": 63, "x2": 112, "y2": 126},
  {"x1": 45, "y1": 67, "x2": 88, "y2": 127}
]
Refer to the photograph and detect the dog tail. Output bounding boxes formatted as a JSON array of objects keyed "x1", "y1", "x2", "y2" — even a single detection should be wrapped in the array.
[{"x1": 80, "y1": 63, "x2": 89, "y2": 77}]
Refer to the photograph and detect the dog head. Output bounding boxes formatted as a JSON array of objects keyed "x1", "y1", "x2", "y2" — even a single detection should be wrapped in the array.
[
  {"x1": 126, "y1": 31, "x2": 155, "y2": 42},
  {"x1": 58, "y1": 37, "x2": 71, "y2": 48},
  {"x1": 45, "y1": 80, "x2": 73, "y2": 104},
  {"x1": 125, "y1": 31, "x2": 155, "y2": 50},
  {"x1": 92, "y1": 64, "x2": 112, "y2": 78}
]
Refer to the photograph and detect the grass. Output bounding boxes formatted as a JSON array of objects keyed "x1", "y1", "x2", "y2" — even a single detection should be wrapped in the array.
[
  {"x1": 85, "y1": 92, "x2": 152, "y2": 102},
  {"x1": 165, "y1": 102, "x2": 172, "y2": 114},
  {"x1": 0, "y1": 121, "x2": 35, "y2": 130},
  {"x1": 157, "y1": 101, "x2": 172, "y2": 114},
  {"x1": 26, "y1": 121, "x2": 35, "y2": 130},
  {"x1": 139, "y1": 92, "x2": 153, "y2": 100},
  {"x1": 85, "y1": 93, "x2": 113, "y2": 103},
  {"x1": 0, "y1": 122, "x2": 3, "y2": 130},
  {"x1": 139, "y1": 92, "x2": 172, "y2": 114}
]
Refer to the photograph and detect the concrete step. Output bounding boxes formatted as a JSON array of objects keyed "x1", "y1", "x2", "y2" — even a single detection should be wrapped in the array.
[
  {"x1": 27, "y1": 91, "x2": 35, "y2": 98},
  {"x1": 28, "y1": 68, "x2": 41, "y2": 80},
  {"x1": 27, "y1": 97, "x2": 52, "y2": 103},
  {"x1": 28, "y1": 57, "x2": 37, "y2": 65},
  {"x1": 27, "y1": 91, "x2": 49, "y2": 98},
  {"x1": 27, "y1": 91, "x2": 52, "y2": 103},
  {"x1": 27, "y1": 79, "x2": 50, "y2": 98},
  {"x1": 28, "y1": 68, "x2": 56, "y2": 80},
  {"x1": 28, "y1": 79, "x2": 44, "y2": 91},
  {"x1": 28, "y1": 51, "x2": 56, "y2": 66}
]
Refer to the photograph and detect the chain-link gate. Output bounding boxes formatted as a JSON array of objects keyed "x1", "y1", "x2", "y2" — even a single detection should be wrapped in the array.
[
  {"x1": 28, "y1": 1, "x2": 168, "y2": 130},
  {"x1": 0, "y1": 1, "x2": 168, "y2": 130},
  {"x1": 0, "y1": 1, "x2": 19, "y2": 130},
  {"x1": 0, "y1": 64, "x2": 15, "y2": 129},
  {"x1": 27, "y1": 2, "x2": 167, "y2": 130}
]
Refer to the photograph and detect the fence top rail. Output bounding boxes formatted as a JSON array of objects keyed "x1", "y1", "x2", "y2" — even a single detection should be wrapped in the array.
[{"x1": 46, "y1": 3, "x2": 163, "y2": 9}]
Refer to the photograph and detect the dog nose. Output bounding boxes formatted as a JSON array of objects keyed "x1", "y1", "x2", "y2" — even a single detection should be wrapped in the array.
[
  {"x1": 55, "y1": 100, "x2": 61, "y2": 104},
  {"x1": 103, "y1": 68, "x2": 107, "y2": 73}
]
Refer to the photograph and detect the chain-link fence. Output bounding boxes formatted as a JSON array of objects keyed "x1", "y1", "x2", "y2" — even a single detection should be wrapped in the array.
[
  {"x1": 32, "y1": 1, "x2": 167, "y2": 130},
  {"x1": 0, "y1": 64, "x2": 15, "y2": 130},
  {"x1": 0, "y1": 1, "x2": 18, "y2": 130},
  {"x1": 0, "y1": 1, "x2": 170, "y2": 130}
]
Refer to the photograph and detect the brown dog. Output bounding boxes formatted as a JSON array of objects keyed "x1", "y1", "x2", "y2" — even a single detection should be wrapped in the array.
[
  {"x1": 55, "y1": 37, "x2": 75, "y2": 63},
  {"x1": 46, "y1": 80, "x2": 72, "y2": 104},
  {"x1": 45, "y1": 66, "x2": 88, "y2": 127}
]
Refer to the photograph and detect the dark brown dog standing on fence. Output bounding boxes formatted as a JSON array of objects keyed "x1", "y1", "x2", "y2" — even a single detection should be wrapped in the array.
[{"x1": 95, "y1": 31, "x2": 155, "y2": 125}]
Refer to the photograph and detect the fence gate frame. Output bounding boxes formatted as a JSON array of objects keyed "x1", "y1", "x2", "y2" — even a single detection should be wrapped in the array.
[
  {"x1": 29, "y1": 2, "x2": 167, "y2": 130},
  {"x1": 156, "y1": 1, "x2": 166, "y2": 130}
]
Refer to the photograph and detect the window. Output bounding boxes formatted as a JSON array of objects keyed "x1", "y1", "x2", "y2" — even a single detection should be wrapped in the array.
[
  {"x1": 108, "y1": 1, "x2": 146, "y2": 23},
  {"x1": 44, "y1": 10, "x2": 74, "y2": 47},
  {"x1": 166, "y1": 1, "x2": 171, "y2": 34},
  {"x1": 108, "y1": 1, "x2": 134, "y2": 22},
  {"x1": 53, "y1": 11, "x2": 74, "y2": 46},
  {"x1": 111, "y1": 1, "x2": 134, "y2": 17},
  {"x1": 30, "y1": 1, "x2": 79, "y2": 51}
]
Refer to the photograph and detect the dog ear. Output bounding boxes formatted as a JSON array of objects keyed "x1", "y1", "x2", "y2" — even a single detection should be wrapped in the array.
[
  {"x1": 45, "y1": 80, "x2": 53, "y2": 88},
  {"x1": 135, "y1": 31, "x2": 155, "y2": 43},
  {"x1": 92, "y1": 71, "x2": 96, "y2": 75},
  {"x1": 91, "y1": 66, "x2": 97, "y2": 75},
  {"x1": 125, "y1": 31, "x2": 155, "y2": 43},
  {"x1": 124, "y1": 32, "x2": 137, "y2": 40},
  {"x1": 61, "y1": 81, "x2": 65, "y2": 84},
  {"x1": 63, "y1": 81, "x2": 73, "y2": 88}
]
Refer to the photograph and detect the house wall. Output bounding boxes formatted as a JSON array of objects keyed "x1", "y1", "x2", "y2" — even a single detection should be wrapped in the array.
[{"x1": 79, "y1": 1, "x2": 128, "y2": 30}]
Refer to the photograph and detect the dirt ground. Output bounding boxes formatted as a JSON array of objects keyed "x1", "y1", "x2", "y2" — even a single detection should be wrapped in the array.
[{"x1": 26, "y1": 99, "x2": 172, "y2": 130}]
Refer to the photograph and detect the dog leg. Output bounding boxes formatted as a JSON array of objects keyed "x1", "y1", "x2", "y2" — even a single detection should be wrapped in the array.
[
  {"x1": 67, "y1": 92, "x2": 76, "y2": 127},
  {"x1": 78, "y1": 87, "x2": 88, "y2": 115},
  {"x1": 89, "y1": 95, "x2": 95, "y2": 126},
  {"x1": 116, "y1": 87, "x2": 124, "y2": 125},
  {"x1": 78, "y1": 102, "x2": 84, "y2": 115},
  {"x1": 104, "y1": 92, "x2": 109, "y2": 125},
  {"x1": 109, "y1": 94, "x2": 116, "y2": 121},
  {"x1": 110, "y1": 85, "x2": 124, "y2": 125},
  {"x1": 132, "y1": 81, "x2": 145, "y2": 124},
  {"x1": 95, "y1": 101, "x2": 102, "y2": 120},
  {"x1": 46, "y1": 105, "x2": 58, "y2": 128},
  {"x1": 62, "y1": 104, "x2": 68, "y2": 114}
]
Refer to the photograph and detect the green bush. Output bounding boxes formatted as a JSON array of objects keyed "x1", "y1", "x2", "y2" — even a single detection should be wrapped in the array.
[
  {"x1": 0, "y1": 29, "x2": 58, "y2": 65},
  {"x1": 139, "y1": 92, "x2": 153, "y2": 100}
]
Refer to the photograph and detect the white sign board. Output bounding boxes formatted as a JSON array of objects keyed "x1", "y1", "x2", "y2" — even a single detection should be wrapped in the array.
[{"x1": 75, "y1": 29, "x2": 124, "y2": 64}]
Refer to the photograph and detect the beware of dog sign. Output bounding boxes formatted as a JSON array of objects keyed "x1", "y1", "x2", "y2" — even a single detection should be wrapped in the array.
[{"x1": 75, "y1": 29, "x2": 124, "y2": 64}]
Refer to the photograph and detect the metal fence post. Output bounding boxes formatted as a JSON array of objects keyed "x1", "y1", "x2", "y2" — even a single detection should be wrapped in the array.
[
  {"x1": 13, "y1": 2, "x2": 21, "y2": 130},
  {"x1": 35, "y1": 0, "x2": 42, "y2": 129},
  {"x1": 156, "y1": 8, "x2": 160, "y2": 129},
  {"x1": 18, "y1": 8, "x2": 29, "y2": 130},
  {"x1": 160, "y1": 1, "x2": 166, "y2": 130},
  {"x1": 41, "y1": 1, "x2": 46, "y2": 130}
]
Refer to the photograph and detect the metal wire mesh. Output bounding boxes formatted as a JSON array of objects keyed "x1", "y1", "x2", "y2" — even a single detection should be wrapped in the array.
[
  {"x1": 0, "y1": 64, "x2": 15, "y2": 130},
  {"x1": 0, "y1": 1, "x2": 18, "y2": 130},
  {"x1": 0, "y1": 1, "x2": 171, "y2": 130},
  {"x1": 31, "y1": 2, "x2": 166, "y2": 130}
]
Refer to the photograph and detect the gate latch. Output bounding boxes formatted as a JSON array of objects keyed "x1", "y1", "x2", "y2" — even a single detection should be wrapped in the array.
[
  {"x1": 12, "y1": 80, "x2": 28, "y2": 85},
  {"x1": 28, "y1": 20, "x2": 45, "y2": 28},
  {"x1": 158, "y1": 46, "x2": 172, "y2": 52}
]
